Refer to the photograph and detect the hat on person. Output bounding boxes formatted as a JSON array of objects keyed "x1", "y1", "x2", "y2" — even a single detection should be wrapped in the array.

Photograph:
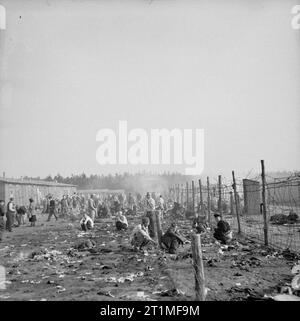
[
  {"x1": 29, "y1": 198, "x2": 34, "y2": 202},
  {"x1": 214, "y1": 213, "x2": 221, "y2": 218}
]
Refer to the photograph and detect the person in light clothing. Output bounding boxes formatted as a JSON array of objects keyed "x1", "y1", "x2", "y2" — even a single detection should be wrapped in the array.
[
  {"x1": 130, "y1": 217, "x2": 156, "y2": 251},
  {"x1": 115, "y1": 211, "x2": 128, "y2": 231},
  {"x1": 80, "y1": 212, "x2": 94, "y2": 231},
  {"x1": 144, "y1": 192, "x2": 156, "y2": 238}
]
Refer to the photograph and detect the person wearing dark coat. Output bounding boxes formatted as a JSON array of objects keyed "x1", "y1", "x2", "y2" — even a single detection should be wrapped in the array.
[
  {"x1": 213, "y1": 213, "x2": 233, "y2": 244},
  {"x1": 28, "y1": 198, "x2": 37, "y2": 227}
]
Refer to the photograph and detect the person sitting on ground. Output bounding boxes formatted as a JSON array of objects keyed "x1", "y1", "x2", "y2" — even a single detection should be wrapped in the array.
[
  {"x1": 115, "y1": 211, "x2": 128, "y2": 231},
  {"x1": 192, "y1": 214, "x2": 208, "y2": 234},
  {"x1": 161, "y1": 222, "x2": 187, "y2": 254},
  {"x1": 213, "y1": 213, "x2": 233, "y2": 244},
  {"x1": 80, "y1": 212, "x2": 94, "y2": 232},
  {"x1": 130, "y1": 217, "x2": 157, "y2": 251},
  {"x1": 28, "y1": 198, "x2": 37, "y2": 227}
]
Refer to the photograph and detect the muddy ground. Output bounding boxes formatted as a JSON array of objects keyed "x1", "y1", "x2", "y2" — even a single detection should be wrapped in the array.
[{"x1": 0, "y1": 212, "x2": 299, "y2": 301}]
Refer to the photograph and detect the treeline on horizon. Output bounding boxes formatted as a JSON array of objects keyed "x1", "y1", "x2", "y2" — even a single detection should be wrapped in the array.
[{"x1": 19, "y1": 170, "x2": 299, "y2": 192}]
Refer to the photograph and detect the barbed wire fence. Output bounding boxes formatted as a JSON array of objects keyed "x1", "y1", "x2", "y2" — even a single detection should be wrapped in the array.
[
  {"x1": 167, "y1": 161, "x2": 300, "y2": 253},
  {"x1": 164, "y1": 161, "x2": 300, "y2": 300}
]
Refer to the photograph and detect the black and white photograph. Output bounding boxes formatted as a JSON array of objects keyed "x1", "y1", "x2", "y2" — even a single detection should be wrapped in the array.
[{"x1": 0, "y1": 0, "x2": 300, "y2": 310}]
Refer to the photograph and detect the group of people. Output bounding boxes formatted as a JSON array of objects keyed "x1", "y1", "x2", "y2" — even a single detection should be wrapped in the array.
[
  {"x1": 1, "y1": 190, "x2": 233, "y2": 254},
  {"x1": 0, "y1": 197, "x2": 37, "y2": 242}
]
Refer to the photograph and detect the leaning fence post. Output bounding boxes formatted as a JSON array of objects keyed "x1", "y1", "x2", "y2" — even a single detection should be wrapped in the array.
[
  {"x1": 191, "y1": 233, "x2": 206, "y2": 301},
  {"x1": 156, "y1": 210, "x2": 162, "y2": 247},
  {"x1": 261, "y1": 160, "x2": 268, "y2": 246},
  {"x1": 232, "y1": 171, "x2": 241, "y2": 234}
]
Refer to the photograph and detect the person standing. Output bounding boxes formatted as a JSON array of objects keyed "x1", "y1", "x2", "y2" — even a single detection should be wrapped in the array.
[
  {"x1": 61, "y1": 195, "x2": 68, "y2": 218},
  {"x1": 0, "y1": 200, "x2": 5, "y2": 241},
  {"x1": 16, "y1": 205, "x2": 27, "y2": 226},
  {"x1": 6, "y1": 197, "x2": 16, "y2": 232},
  {"x1": 144, "y1": 192, "x2": 156, "y2": 238},
  {"x1": 28, "y1": 198, "x2": 37, "y2": 227},
  {"x1": 47, "y1": 196, "x2": 58, "y2": 221},
  {"x1": 88, "y1": 194, "x2": 97, "y2": 222}
]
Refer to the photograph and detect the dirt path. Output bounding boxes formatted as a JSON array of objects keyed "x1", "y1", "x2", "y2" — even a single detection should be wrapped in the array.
[{"x1": 0, "y1": 213, "x2": 298, "y2": 301}]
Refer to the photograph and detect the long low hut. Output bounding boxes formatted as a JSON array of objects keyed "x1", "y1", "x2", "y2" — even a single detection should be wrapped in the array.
[{"x1": 0, "y1": 177, "x2": 77, "y2": 206}]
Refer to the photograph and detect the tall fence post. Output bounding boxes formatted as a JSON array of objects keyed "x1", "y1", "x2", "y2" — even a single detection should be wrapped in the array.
[
  {"x1": 191, "y1": 234, "x2": 206, "y2": 301},
  {"x1": 192, "y1": 180, "x2": 196, "y2": 217},
  {"x1": 298, "y1": 181, "x2": 300, "y2": 207},
  {"x1": 186, "y1": 182, "x2": 189, "y2": 209},
  {"x1": 198, "y1": 179, "x2": 204, "y2": 217},
  {"x1": 207, "y1": 177, "x2": 211, "y2": 225},
  {"x1": 218, "y1": 175, "x2": 223, "y2": 219},
  {"x1": 156, "y1": 210, "x2": 162, "y2": 247},
  {"x1": 181, "y1": 184, "x2": 184, "y2": 206},
  {"x1": 230, "y1": 191, "x2": 234, "y2": 215},
  {"x1": 261, "y1": 160, "x2": 268, "y2": 246},
  {"x1": 232, "y1": 170, "x2": 241, "y2": 234}
]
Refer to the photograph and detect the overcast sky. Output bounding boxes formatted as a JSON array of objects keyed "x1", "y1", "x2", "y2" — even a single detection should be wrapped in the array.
[{"x1": 0, "y1": 0, "x2": 299, "y2": 179}]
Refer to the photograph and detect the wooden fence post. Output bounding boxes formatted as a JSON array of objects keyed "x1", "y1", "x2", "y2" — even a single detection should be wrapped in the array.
[
  {"x1": 181, "y1": 184, "x2": 184, "y2": 206},
  {"x1": 191, "y1": 234, "x2": 206, "y2": 301},
  {"x1": 261, "y1": 160, "x2": 268, "y2": 246},
  {"x1": 232, "y1": 170, "x2": 241, "y2": 234},
  {"x1": 186, "y1": 182, "x2": 189, "y2": 209},
  {"x1": 207, "y1": 177, "x2": 211, "y2": 225},
  {"x1": 198, "y1": 179, "x2": 204, "y2": 217},
  {"x1": 218, "y1": 175, "x2": 223, "y2": 218},
  {"x1": 156, "y1": 210, "x2": 162, "y2": 247},
  {"x1": 192, "y1": 180, "x2": 196, "y2": 217}
]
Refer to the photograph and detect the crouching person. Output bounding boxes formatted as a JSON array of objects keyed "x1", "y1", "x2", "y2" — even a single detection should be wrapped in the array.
[
  {"x1": 192, "y1": 215, "x2": 208, "y2": 234},
  {"x1": 213, "y1": 213, "x2": 233, "y2": 244},
  {"x1": 130, "y1": 217, "x2": 157, "y2": 251},
  {"x1": 80, "y1": 213, "x2": 94, "y2": 232},
  {"x1": 115, "y1": 211, "x2": 128, "y2": 231},
  {"x1": 161, "y1": 222, "x2": 186, "y2": 254}
]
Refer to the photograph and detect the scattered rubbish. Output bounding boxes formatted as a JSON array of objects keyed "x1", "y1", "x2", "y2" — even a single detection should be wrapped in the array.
[
  {"x1": 97, "y1": 290, "x2": 114, "y2": 298},
  {"x1": 154, "y1": 288, "x2": 185, "y2": 297},
  {"x1": 74, "y1": 239, "x2": 96, "y2": 251},
  {"x1": 291, "y1": 274, "x2": 300, "y2": 291},
  {"x1": 56, "y1": 285, "x2": 66, "y2": 293},
  {"x1": 291, "y1": 264, "x2": 300, "y2": 275},
  {"x1": 273, "y1": 294, "x2": 300, "y2": 301}
]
